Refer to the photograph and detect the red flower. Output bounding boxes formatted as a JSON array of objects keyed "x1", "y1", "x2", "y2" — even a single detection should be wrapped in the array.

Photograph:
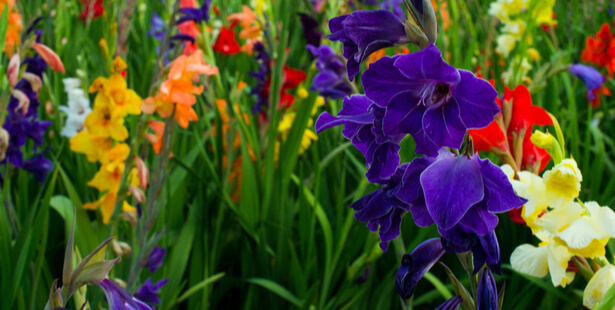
[
  {"x1": 469, "y1": 84, "x2": 553, "y2": 173},
  {"x1": 79, "y1": 0, "x2": 103, "y2": 21},
  {"x1": 262, "y1": 65, "x2": 307, "y2": 109},
  {"x1": 213, "y1": 21, "x2": 241, "y2": 55},
  {"x1": 581, "y1": 23, "x2": 615, "y2": 77},
  {"x1": 507, "y1": 208, "x2": 526, "y2": 225}
]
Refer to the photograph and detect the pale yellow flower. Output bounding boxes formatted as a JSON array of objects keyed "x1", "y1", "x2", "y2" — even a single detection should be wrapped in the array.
[
  {"x1": 543, "y1": 159, "x2": 583, "y2": 209},
  {"x1": 584, "y1": 264, "x2": 615, "y2": 309}
]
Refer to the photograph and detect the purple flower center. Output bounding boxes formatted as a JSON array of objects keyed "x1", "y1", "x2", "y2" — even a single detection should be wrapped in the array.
[{"x1": 421, "y1": 81, "x2": 451, "y2": 106}]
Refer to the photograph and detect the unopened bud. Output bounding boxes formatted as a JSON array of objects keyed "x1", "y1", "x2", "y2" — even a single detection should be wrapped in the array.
[
  {"x1": 128, "y1": 185, "x2": 146, "y2": 204},
  {"x1": 46, "y1": 101, "x2": 55, "y2": 116},
  {"x1": 134, "y1": 156, "x2": 148, "y2": 188},
  {"x1": 121, "y1": 210, "x2": 137, "y2": 227},
  {"x1": 12, "y1": 89, "x2": 30, "y2": 115},
  {"x1": 0, "y1": 128, "x2": 9, "y2": 161},
  {"x1": 111, "y1": 57, "x2": 127, "y2": 73},
  {"x1": 531, "y1": 130, "x2": 563, "y2": 164},
  {"x1": 420, "y1": 0, "x2": 438, "y2": 44},
  {"x1": 22, "y1": 72, "x2": 42, "y2": 93},
  {"x1": 502, "y1": 98, "x2": 513, "y2": 131},
  {"x1": 111, "y1": 240, "x2": 132, "y2": 257},
  {"x1": 112, "y1": 278, "x2": 128, "y2": 289},
  {"x1": 7, "y1": 53, "x2": 20, "y2": 87},
  {"x1": 32, "y1": 43, "x2": 65, "y2": 74}
]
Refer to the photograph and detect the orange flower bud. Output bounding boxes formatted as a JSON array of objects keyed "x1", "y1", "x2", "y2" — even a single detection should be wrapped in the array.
[
  {"x1": 6, "y1": 53, "x2": 20, "y2": 87},
  {"x1": 32, "y1": 43, "x2": 65, "y2": 74}
]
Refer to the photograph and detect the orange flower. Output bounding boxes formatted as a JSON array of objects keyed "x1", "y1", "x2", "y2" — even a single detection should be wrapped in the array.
[
  {"x1": 365, "y1": 49, "x2": 386, "y2": 68},
  {"x1": 581, "y1": 23, "x2": 615, "y2": 76},
  {"x1": 145, "y1": 120, "x2": 165, "y2": 154},
  {"x1": 1, "y1": 0, "x2": 21, "y2": 55},
  {"x1": 142, "y1": 50, "x2": 218, "y2": 128},
  {"x1": 227, "y1": 6, "x2": 261, "y2": 55}
]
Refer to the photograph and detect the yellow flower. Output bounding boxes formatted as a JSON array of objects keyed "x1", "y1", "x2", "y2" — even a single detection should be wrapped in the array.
[
  {"x1": 88, "y1": 143, "x2": 133, "y2": 193},
  {"x1": 297, "y1": 87, "x2": 309, "y2": 99},
  {"x1": 95, "y1": 74, "x2": 142, "y2": 116},
  {"x1": 495, "y1": 34, "x2": 517, "y2": 57},
  {"x1": 502, "y1": 19, "x2": 527, "y2": 38},
  {"x1": 111, "y1": 57, "x2": 127, "y2": 73},
  {"x1": 99, "y1": 38, "x2": 109, "y2": 59},
  {"x1": 69, "y1": 129, "x2": 112, "y2": 162},
  {"x1": 534, "y1": 0, "x2": 557, "y2": 26},
  {"x1": 584, "y1": 264, "x2": 615, "y2": 309},
  {"x1": 82, "y1": 192, "x2": 136, "y2": 224},
  {"x1": 488, "y1": 0, "x2": 527, "y2": 22},
  {"x1": 543, "y1": 159, "x2": 582, "y2": 209},
  {"x1": 84, "y1": 105, "x2": 129, "y2": 141},
  {"x1": 531, "y1": 130, "x2": 562, "y2": 163},
  {"x1": 554, "y1": 201, "x2": 615, "y2": 258},
  {"x1": 89, "y1": 77, "x2": 108, "y2": 93}
]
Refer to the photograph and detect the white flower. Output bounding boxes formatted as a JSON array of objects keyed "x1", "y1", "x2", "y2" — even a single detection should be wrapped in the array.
[{"x1": 60, "y1": 78, "x2": 91, "y2": 138}]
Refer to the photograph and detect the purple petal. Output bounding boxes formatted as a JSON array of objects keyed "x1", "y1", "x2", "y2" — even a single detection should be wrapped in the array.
[
  {"x1": 458, "y1": 202, "x2": 499, "y2": 236},
  {"x1": 452, "y1": 70, "x2": 499, "y2": 129},
  {"x1": 365, "y1": 142, "x2": 401, "y2": 183},
  {"x1": 422, "y1": 103, "x2": 466, "y2": 152},
  {"x1": 474, "y1": 155, "x2": 526, "y2": 213},
  {"x1": 393, "y1": 44, "x2": 460, "y2": 84},
  {"x1": 363, "y1": 56, "x2": 424, "y2": 106},
  {"x1": 569, "y1": 64, "x2": 606, "y2": 100},
  {"x1": 421, "y1": 153, "x2": 485, "y2": 230},
  {"x1": 436, "y1": 296, "x2": 463, "y2": 310},
  {"x1": 381, "y1": 91, "x2": 425, "y2": 137}
]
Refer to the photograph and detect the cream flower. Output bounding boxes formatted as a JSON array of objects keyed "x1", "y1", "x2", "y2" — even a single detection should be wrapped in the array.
[
  {"x1": 511, "y1": 234, "x2": 575, "y2": 287},
  {"x1": 584, "y1": 264, "x2": 615, "y2": 309},
  {"x1": 555, "y1": 202, "x2": 615, "y2": 258},
  {"x1": 496, "y1": 34, "x2": 517, "y2": 57},
  {"x1": 543, "y1": 159, "x2": 583, "y2": 209},
  {"x1": 501, "y1": 165, "x2": 549, "y2": 229}
]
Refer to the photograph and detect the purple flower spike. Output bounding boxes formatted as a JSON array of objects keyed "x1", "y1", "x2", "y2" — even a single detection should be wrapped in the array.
[
  {"x1": 328, "y1": 10, "x2": 409, "y2": 81},
  {"x1": 569, "y1": 64, "x2": 606, "y2": 100},
  {"x1": 99, "y1": 279, "x2": 152, "y2": 310},
  {"x1": 135, "y1": 278, "x2": 170, "y2": 306},
  {"x1": 307, "y1": 44, "x2": 353, "y2": 99},
  {"x1": 477, "y1": 269, "x2": 498, "y2": 310},
  {"x1": 23, "y1": 150, "x2": 52, "y2": 183},
  {"x1": 145, "y1": 247, "x2": 166, "y2": 273},
  {"x1": 363, "y1": 44, "x2": 499, "y2": 156},
  {"x1": 315, "y1": 95, "x2": 405, "y2": 183},
  {"x1": 395, "y1": 238, "x2": 445, "y2": 299},
  {"x1": 436, "y1": 296, "x2": 463, "y2": 310},
  {"x1": 299, "y1": 14, "x2": 322, "y2": 47}
]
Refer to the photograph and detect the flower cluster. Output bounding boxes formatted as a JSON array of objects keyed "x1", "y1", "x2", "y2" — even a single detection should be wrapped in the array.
[
  {"x1": 227, "y1": 5, "x2": 262, "y2": 55},
  {"x1": 2, "y1": 29, "x2": 63, "y2": 182},
  {"x1": 142, "y1": 50, "x2": 218, "y2": 129},
  {"x1": 488, "y1": 0, "x2": 556, "y2": 85},
  {"x1": 70, "y1": 57, "x2": 142, "y2": 223},
  {"x1": 307, "y1": 44, "x2": 353, "y2": 100},
  {"x1": 316, "y1": 5, "x2": 527, "y2": 302},
  {"x1": 582, "y1": 23, "x2": 615, "y2": 77}
]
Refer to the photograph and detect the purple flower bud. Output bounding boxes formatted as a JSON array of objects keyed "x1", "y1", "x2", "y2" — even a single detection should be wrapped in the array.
[
  {"x1": 569, "y1": 64, "x2": 606, "y2": 100},
  {"x1": 477, "y1": 269, "x2": 498, "y2": 310},
  {"x1": 134, "y1": 278, "x2": 169, "y2": 306},
  {"x1": 307, "y1": 44, "x2": 353, "y2": 99},
  {"x1": 395, "y1": 238, "x2": 445, "y2": 299},
  {"x1": 177, "y1": 0, "x2": 212, "y2": 25},
  {"x1": 328, "y1": 10, "x2": 410, "y2": 81},
  {"x1": 145, "y1": 247, "x2": 166, "y2": 273},
  {"x1": 436, "y1": 296, "x2": 463, "y2": 310}
]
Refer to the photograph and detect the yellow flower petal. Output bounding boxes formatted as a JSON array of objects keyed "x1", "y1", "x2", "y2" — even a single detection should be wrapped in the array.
[
  {"x1": 511, "y1": 244, "x2": 549, "y2": 278},
  {"x1": 584, "y1": 264, "x2": 615, "y2": 309}
]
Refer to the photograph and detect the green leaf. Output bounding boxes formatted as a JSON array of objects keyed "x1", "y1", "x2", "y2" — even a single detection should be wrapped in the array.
[
  {"x1": 176, "y1": 272, "x2": 225, "y2": 303},
  {"x1": 247, "y1": 278, "x2": 303, "y2": 308},
  {"x1": 596, "y1": 282, "x2": 615, "y2": 310}
]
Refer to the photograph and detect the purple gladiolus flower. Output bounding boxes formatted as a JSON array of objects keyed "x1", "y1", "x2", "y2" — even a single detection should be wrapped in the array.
[
  {"x1": 328, "y1": 10, "x2": 410, "y2": 81},
  {"x1": 395, "y1": 238, "x2": 445, "y2": 299},
  {"x1": 569, "y1": 64, "x2": 606, "y2": 100},
  {"x1": 396, "y1": 150, "x2": 525, "y2": 272},
  {"x1": 299, "y1": 14, "x2": 322, "y2": 47},
  {"x1": 249, "y1": 42, "x2": 270, "y2": 113},
  {"x1": 134, "y1": 278, "x2": 169, "y2": 306},
  {"x1": 307, "y1": 44, "x2": 353, "y2": 99},
  {"x1": 315, "y1": 95, "x2": 405, "y2": 184},
  {"x1": 99, "y1": 278, "x2": 152, "y2": 310},
  {"x1": 363, "y1": 44, "x2": 499, "y2": 156},
  {"x1": 145, "y1": 247, "x2": 166, "y2": 273},
  {"x1": 477, "y1": 268, "x2": 498, "y2": 310},
  {"x1": 436, "y1": 296, "x2": 463, "y2": 310},
  {"x1": 177, "y1": 0, "x2": 211, "y2": 24}
]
